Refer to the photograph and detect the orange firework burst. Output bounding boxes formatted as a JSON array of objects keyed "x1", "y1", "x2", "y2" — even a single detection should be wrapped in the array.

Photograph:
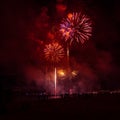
[
  {"x1": 60, "y1": 12, "x2": 92, "y2": 45},
  {"x1": 44, "y1": 42, "x2": 64, "y2": 63}
]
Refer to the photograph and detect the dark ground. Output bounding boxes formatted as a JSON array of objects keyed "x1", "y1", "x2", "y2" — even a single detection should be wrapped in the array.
[{"x1": 1, "y1": 92, "x2": 120, "y2": 119}]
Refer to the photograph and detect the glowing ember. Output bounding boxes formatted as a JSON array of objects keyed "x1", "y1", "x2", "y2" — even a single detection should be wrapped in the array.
[
  {"x1": 57, "y1": 69, "x2": 65, "y2": 77},
  {"x1": 72, "y1": 70, "x2": 78, "y2": 76}
]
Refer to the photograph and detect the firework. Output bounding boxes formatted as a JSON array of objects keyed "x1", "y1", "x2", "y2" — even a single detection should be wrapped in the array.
[
  {"x1": 44, "y1": 42, "x2": 64, "y2": 96},
  {"x1": 44, "y1": 42, "x2": 64, "y2": 63},
  {"x1": 60, "y1": 12, "x2": 92, "y2": 45},
  {"x1": 54, "y1": 67, "x2": 57, "y2": 96}
]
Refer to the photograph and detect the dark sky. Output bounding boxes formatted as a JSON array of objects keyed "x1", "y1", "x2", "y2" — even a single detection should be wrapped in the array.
[{"x1": 0, "y1": 0, "x2": 120, "y2": 90}]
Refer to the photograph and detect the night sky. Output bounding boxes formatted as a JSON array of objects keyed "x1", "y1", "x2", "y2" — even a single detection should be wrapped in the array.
[{"x1": 0, "y1": 0, "x2": 120, "y2": 92}]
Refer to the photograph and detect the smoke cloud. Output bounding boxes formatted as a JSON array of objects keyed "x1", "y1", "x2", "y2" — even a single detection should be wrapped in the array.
[{"x1": 1, "y1": 0, "x2": 120, "y2": 94}]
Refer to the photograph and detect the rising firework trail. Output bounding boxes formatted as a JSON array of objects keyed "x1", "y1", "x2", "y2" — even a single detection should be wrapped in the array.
[
  {"x1": 54, "y1": 67, "x2": 57, "y2": 96},
  {"x1": 44, "y1": 42, "x2": 64, "y2": 96}
]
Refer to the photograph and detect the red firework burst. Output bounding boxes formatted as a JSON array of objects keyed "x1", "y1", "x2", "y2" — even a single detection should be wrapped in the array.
[{"x1": 44, "y1": 42, "x2": 64, "y2": 63}]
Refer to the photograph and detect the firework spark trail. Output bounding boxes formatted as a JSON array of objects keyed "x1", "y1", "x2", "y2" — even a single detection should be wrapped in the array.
[
  {"x1": 59, "y1": 12, "x2": 92, "y2": 92},
  {"x1": 44, "y1": 42, "x2": 64, "y2": 95},
  {"x1": 54, "y1": 67, "x2": 57, "y2": 96},
  {"x1": 60, "y1": 12, "x2": 92, "y2": 45}
]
